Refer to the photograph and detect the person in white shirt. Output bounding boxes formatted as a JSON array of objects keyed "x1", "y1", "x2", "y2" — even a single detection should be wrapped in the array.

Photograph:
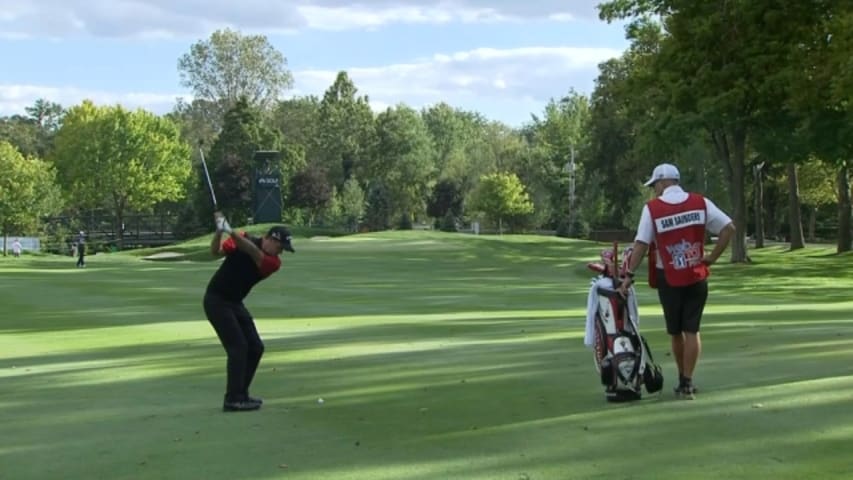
[
  {"x1": 11, "y1": 238, "x2": 22, "y2": 258},
  {"x1": 619, "y1": 163, "x2": 735, "y2": 399}
]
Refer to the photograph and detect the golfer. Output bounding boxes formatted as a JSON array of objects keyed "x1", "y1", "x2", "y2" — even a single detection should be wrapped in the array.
[
  {"x1": 620, "y1": 163, "x2": 734, "y2": 399},
  {"x1": 203, "y1": 212, "x2": 295, "y2": 412}
]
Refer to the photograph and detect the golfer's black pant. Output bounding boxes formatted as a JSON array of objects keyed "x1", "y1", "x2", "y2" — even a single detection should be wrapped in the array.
[
  {"x1": 203, "y1": 292, "x2": 265, "y2": 401},
  {"x1": 655, "y1": 269, "x2": 708, "y2": 335},
  {"x1": 76, "y1": 246, "x2": 85, "y2": 267}
]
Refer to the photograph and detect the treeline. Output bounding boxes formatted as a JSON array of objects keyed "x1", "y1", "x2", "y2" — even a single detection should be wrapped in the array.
[{"x1": 1, "y1": 2, "x2": 852, "y2": 259}]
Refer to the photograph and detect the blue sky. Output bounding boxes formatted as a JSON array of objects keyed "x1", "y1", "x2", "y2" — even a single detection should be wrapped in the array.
[{"x1": 0, "y1": 1, "x2": 629, "y2": 127}]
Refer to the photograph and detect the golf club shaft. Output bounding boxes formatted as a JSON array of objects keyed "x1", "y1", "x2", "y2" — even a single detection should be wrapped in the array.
[{"x1": 199, "y1": 147, "x2": 218, "y2": 208}]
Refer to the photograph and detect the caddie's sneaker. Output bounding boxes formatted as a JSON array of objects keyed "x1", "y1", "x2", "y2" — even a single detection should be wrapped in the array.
[
  {"x1": 223, "y1": 399, "x2": 262, "y2": 412},
  {"x1": 675, "y1": 385, "x2": 696, "y2": 400}
]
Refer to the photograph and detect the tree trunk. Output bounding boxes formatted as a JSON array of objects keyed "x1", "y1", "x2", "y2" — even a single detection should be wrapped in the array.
[
  {"x1": 807, "y1": 206, "x2": 817, "y2": 243},
  {"x1": 838, "y1": 163, "x2": 852, "y2": 253},
  {"x1": 787, "y1": 163, "x2": 805, "y2": 250},
  {"x1": 711, "y1": 127, "x2": 749, "y2": 262},
  {"x1": 753, "y1": 162, "x2": 765, "y2": 249},
  {"x1": 2, "y1": 221, "x2": 6, "y2": 256},
  {"x1": 113, "y1": 194, "x2": 126, "y2": 251}
]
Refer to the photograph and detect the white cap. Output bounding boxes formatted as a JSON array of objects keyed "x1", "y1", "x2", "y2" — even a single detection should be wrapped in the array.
[{"x1": 643, "y1": 163, "x2": 680, "y2": 187}]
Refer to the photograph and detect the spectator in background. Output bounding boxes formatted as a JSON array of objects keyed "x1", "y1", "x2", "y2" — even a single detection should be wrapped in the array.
[
  {"x1": 76, "y1": 231, "x2": 86, "y2": 268},
  {"x1": 11, "y1": 238, "x2": 22, "y2": 258}
]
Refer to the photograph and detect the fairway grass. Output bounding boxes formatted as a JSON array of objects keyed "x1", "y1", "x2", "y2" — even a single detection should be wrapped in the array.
[{"x1": 1, "y1": 232, "x2": 851, "y2": 480}]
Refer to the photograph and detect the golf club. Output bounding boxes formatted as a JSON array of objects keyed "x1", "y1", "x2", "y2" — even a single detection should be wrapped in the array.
[{"x1": 199, "y1": 142, "x2": 217, "y2": 209}]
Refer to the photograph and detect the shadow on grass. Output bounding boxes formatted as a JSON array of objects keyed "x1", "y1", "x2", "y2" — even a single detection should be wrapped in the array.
[{"x1": 3, "y1": 312, "x2": 853, "y2": 480}]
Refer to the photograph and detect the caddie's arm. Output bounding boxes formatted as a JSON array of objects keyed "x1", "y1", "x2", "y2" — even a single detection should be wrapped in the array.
[
  {"x1": 229, "y1": 231, "x2": 265, "y2": 267},
  {"x1": 703, "y1": 222, "x2": 735, "y2": 265},
  {"x1": 625, "y1": 241, "x2": 649, "y2": 275}
]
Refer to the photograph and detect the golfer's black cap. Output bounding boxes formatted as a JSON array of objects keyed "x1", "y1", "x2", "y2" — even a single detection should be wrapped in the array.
[{"x1": 267, "y1": 226, "x2": 295, "y2": 253}]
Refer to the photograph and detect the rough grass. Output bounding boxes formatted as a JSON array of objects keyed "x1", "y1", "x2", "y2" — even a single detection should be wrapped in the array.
[{"x1": 1, "y1": 232, "x2": 851, "y2": 480}]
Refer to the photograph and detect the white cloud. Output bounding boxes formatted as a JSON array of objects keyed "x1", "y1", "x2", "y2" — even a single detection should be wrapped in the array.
[
  {"x1": 1, "y1": 45, "x2": 619, "y2": 125},
  {"x1": 0, "y1": 84, "x2": 185, "y2": 115},
  {"x1": 290, "y1": 46, "x2": 620, "y2": 124},
  {"x1": 0, "y1": 0, "x2": 600, "y2": 38}
]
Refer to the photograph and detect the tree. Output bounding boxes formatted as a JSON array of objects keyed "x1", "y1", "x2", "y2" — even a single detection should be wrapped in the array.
[
  {"x1": 0, "y1": 115, "x2": 40, "y2": 158},
  {"x1": 598, "y1": 0, "x2": 830, "y2": 262},
  {"x1": 178, "y1": 28, "x2": 293, "y2": 114},
  {"x1": 363, "y1": 181, "x2": 392, "y2": 231},
  {"x1": 25, "y1": 98, "x2": 64, "y2": 131},
  {"x1": 274, "y1": 96, "x2": 321, "y2": 154},
  {"x1": 427, "y1": 179, "x2": 463, "y2": 227},
  {"x1": 588, "y1": 53, "x2": 649, "y2": 228},
  {"x1": 468, "y1": 172, "x2": 534, "y2": 234},
  {"x1": 51, "y1": 101, "x2": 191, "y2": 248},
  {"x1": 526, "y1": 91, "x2": 591, "y2": 233},
  {"x1": 785, "y1": 4, "x2": 853, "y2": 252},
  {"x1": 770, "y1": 158, "x2": 837, "y2": 243},
  {"x1": 368, "y1": 105, "x2": 436, "y2": 220},
  {"x1": 289, "y1": 166, "x2": 332, "y2": 226},
  {"x1": 0, "y1": 142, "x2": 62, "y2": 254},
  {"x1": 317, "y1": 72, "x2": 376, "y2": 186},
  {"x1": 167, "y1": 98, "x2": 222, "y2": 153},
  {"x1": 205, "y1": 97, "x2": 282, "y2": 225},
  {"x1": 338, "y1": 176, "x2": 366, "y2": 232}
]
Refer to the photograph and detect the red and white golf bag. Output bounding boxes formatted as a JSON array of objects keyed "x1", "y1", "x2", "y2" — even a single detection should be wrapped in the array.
[{"x1": 584, "y1": 243, "x2": 664, "y2": 402}]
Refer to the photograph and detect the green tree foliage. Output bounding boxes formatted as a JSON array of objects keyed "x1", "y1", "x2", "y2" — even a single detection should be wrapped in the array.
[
  {"x1": 338, "y1": 176, "x2": 366, "y2": 232},
  {"x1": 369, "y1": 105, "x2": 436, "y2": 219},
  {"x1": 178, "y1": 28, "x2": 293, "y2": 114},
  {"x1": 525, "y1": 91, "x2": 591, "y2": 231},
  {"x1": 274, "y1": 96, "x2": 322, "y2": 155},
  {"x1": 422, "y1": 103, "x2": 478, "y2": 178},
  {"x1": 427, "y1": 179, "x2": 463, "y2": 226},
  {"x1": 588, "y1": 50, "x2": 658, "y2": 227},
  {"x1": 205, "y1": 97, "x2": 282, "y2": 224},
  {"x1": 0, "y1": 141, "x2": 62, "y2": 253},
  {"x1": 363, "y1": 181, "x2": 392, "y2": 232},
  {"x1": 167, "y1": 98, "x2": 221, "y2": 152},
  {"x1": 783, "y1": 5, "x2": 853, "y2": 252},
  {"x1": 468, "y1": 172, "x2": 534, "y2": 233},
  {"x1": 50, "y1": 101, "x2": 191, "y2": 247},
  {"x1": 597, "y1": 0, "x2": 833, "y2": 261},
  {"x1": 317, "y1": 72, "x2": 376, "y2": 186},
  {"x1": 289, "y1": 166, "x2": 332, "y2": 227},
  {"x1": 772, "y1": 158, "x2": 837, "y2": 242},
  {"x1": 25, "y1": 98, "x2": 64, "y2": 132},
  {"x1": 0, "y1": 116, "x2": 40, "y2": 158}
]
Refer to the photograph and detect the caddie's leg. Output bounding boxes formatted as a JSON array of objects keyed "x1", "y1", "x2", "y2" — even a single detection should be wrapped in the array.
[
  {"x1": 681, "y1": 280, "x2": 709, "y2": 387},
  {"x1": 671, "y1": 334, "x2": 685, "y2": 378},
  {"x1": 657, "y1": 269, "x2": 687, "y2": 381},
  {"x1": 682, "y1": 333, "x2": 700, "y2": 378}
]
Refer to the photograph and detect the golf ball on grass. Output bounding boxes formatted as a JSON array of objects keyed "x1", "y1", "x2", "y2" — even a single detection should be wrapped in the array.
[{"x1": 317, "y1": 397, "x2": 324, "y2": 404}]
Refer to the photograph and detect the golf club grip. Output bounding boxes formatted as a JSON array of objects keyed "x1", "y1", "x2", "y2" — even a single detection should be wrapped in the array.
[{"x1": 199, "y1": 148, "x2": 218, "y2": 208}]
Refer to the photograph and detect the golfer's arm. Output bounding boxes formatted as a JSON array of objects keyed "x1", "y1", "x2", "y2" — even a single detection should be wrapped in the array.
[
  {"x1": 627, "y1": 241, "x2": 649, "y2": 274},
  {"x1": 707, "y1": 222, "x2": 735, "y2": 263},
  {"x1": 230, "y1": 232, "x2": 264, "y2": 267},
  {"x1": 210, "y1": 231, "x2": 224, "y2": 257}
]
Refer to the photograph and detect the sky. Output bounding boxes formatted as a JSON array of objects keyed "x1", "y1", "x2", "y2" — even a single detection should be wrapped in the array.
[{"x1": 0, "y1": 0, "x2": 630, "y2": 127}]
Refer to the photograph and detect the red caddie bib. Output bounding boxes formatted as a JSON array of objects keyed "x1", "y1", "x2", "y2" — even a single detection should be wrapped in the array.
[{"x1": 647, "y1": 193, "x2": 709, "y2": 287}]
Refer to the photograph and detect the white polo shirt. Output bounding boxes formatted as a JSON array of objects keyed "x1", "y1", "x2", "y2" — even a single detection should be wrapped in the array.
[{"x1": 634, "y1": 185, "x2": 732, "y2": 268}]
